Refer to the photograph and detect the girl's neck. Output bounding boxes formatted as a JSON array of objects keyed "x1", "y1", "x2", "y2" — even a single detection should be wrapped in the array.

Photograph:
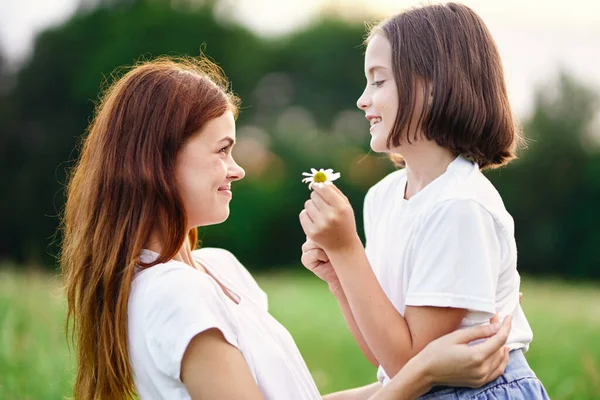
[{"x1": 398, "y1": 142, "x2": 456, "y2": 200}]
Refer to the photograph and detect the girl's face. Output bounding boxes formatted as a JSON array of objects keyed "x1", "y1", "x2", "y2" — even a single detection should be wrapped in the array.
[
  {"x1": 175, "y1": 110, "x2": 245, "y2": 228},
  {"x1": 357, "y1": 34, "x2": 399, "y2": 153},
  {"x1": 357, "y1": 34, "x2": 428, "y2": 153}
]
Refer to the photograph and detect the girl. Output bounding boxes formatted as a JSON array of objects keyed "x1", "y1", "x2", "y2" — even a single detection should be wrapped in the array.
[
  {"x1": 62, "y1": 56, "x2": 513, "y2": 400},
  {"x1": 300, "y1": 3, "x2": 549, "y2": 399}
]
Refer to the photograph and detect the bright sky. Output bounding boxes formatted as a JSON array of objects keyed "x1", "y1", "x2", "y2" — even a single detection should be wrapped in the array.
[{"x1": 1, "y1": 0, "x2": 599, "y2": 116}]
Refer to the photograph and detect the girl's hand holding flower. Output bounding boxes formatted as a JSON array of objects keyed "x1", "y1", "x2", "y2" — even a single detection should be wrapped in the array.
[{"x1": 299, "y1": 169, "x2": 362, "y2": 254}]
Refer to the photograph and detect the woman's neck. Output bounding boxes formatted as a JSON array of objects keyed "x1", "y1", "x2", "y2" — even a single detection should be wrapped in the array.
[
  {"x1": 398, "y1": 142, "x2": 456, "y2": 200},
  {"x1": 145, "y1": 231, "x2": 205, "y2": 271}
]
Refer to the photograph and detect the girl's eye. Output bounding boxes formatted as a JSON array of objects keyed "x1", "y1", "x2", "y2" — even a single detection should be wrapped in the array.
[
  {"x1": 219, "y1": 146, "x2": 230, "y2": 154},
  {"x1": 372, "y1": 80, "x2": 385, "y2": 88}
]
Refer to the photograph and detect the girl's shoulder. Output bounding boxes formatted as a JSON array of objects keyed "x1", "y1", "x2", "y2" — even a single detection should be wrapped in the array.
[{"x1": 366, "y1": 168, "x2": 406, "y2": 202}]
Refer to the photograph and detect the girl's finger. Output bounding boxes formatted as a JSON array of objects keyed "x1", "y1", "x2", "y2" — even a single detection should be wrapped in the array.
[
  {"x1": 312, "y1": 183, "x2": 344, "y2": 207},
  {"x1": 299, "y1": 209, "x2": 314, "y2": 235},
  {"x1": 301, "y1": 239, "x2": 320, "y2": 253},
  {"x1": 310, "y1": 190, "x2": 330, "y2": 212},
  {"x1": 304, "y1": 200, "x2": 320, "y2": 221}
]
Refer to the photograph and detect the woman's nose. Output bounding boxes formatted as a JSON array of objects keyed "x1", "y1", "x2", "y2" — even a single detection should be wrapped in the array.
[{"x1": 228, "y1": 158, "x2": 245, "y2": 181}]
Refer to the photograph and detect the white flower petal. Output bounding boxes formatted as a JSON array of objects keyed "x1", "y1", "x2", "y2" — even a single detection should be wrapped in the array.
[
  {"x1": 325, "y1": 169, "x2": 333, "y2": 174},
  {"x1": 302, "y1": 172, "x2": 313, "y2": 176},
  {"x1": 311, "y1": 168, "x2": 317, "y2": 174},
  {"x1": 329, "y1": 172, "x2": 341, "y2": 181}
]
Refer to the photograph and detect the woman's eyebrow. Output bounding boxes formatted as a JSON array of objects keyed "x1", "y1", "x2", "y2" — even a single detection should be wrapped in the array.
[{"x1": 217, "y1": 137, "x2": 235, "y2": 146}]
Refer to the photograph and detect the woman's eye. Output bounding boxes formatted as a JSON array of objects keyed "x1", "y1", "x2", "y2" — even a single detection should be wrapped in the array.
[
  {"x1": 372, "y1": 80, "x2": 385, "y2": 88},
  {"x1": 219, "y1": 147, "x2": 229, "y2": 154}
]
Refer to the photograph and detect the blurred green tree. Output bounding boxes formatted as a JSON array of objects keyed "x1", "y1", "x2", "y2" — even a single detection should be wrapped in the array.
[{"x1": 0, "y1": 1, "x2": 598, "y2": 279}]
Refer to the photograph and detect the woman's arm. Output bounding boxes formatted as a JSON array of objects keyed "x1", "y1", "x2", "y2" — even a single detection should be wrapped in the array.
[
  {"x1": 322, "y1": 315, "x2": 511, "y2": 400},
  {"x1": 369, "y1": 315, "x2": 512, "y2": 400},
  {"x1": 323, "y1": 382, "x2": 382, "y2": 400},
  {"x1": 181, "y1": 328, "x2": 264, "y2": 399}
]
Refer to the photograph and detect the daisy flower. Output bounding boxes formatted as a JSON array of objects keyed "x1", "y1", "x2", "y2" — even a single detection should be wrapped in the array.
[{"x1": 301, "y1": 168, "x2": 341, "y2": 190}]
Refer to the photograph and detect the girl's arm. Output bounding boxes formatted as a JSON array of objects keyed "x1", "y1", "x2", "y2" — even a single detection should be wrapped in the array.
[
  {"x1": 328, "y1": 244, "x2": 466, "y2": 378},
  {"x1": 332, "y1": 287, "x2": 379, "y2": 367},
  {"x1": 301, "y1": 239, "x2": 377, "y2": 366},
  {"x1": 300, "y1": 184, "x2": 467, "y2": 377}
]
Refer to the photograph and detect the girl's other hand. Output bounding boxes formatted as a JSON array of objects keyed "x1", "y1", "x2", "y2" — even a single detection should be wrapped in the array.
[{"x1": 301, "y1": 238, "x2": 342, "y2": 294}]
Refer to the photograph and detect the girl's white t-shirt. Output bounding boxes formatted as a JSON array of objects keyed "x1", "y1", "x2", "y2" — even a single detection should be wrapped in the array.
[
  {"x1": 364, "y1": 155, "x2": 533, "y2": 385},
  {"x1": 127, "y1": 247, "x2": 322, "y2": 400}
]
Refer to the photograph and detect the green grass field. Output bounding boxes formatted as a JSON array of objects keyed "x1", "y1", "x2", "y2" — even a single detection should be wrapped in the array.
[{"x1": 1, "y1": 267, "x2": 599, "y2": 399}]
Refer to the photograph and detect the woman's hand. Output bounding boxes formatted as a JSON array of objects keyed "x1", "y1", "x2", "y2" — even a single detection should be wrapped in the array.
[
  {"x1": 301, "y1": 238, "x2": 342, "y2": 294},
  {"x1": 418, "y1": 315, "x2": 512, "y2": 388},
  {"x1": 367, "y1": 316, "x2": 512, "y2": 400},
  {"x1": 299, "y1": 183, "x2": 362, "y2": 253}
]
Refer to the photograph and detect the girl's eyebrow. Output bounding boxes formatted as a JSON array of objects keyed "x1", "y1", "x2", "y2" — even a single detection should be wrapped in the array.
[{"x1": 366, "y1": 65, "x2": 387, "y2": 75}]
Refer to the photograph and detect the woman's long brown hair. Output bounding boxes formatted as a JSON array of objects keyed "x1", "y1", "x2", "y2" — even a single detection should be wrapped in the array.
[{"x1": 60, "y1": 56, "x2": 239, "y2": 399}]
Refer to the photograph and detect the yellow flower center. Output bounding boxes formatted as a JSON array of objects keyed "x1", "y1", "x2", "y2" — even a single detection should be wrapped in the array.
[{"x1": 313, "y1": 171, "x2": 327, "y2": 183}]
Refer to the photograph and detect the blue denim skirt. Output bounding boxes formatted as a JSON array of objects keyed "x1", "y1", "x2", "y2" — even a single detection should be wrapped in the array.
[{"x1": 418, "y1": 350, "x2": 550, "y2": 399}]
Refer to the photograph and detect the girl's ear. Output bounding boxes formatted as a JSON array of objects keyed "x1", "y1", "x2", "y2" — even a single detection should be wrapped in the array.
[{"x1": 427, "y1": 81, "x2": 435, "y2": 108}]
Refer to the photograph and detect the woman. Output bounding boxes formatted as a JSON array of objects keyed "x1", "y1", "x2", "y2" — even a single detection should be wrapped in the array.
[{"x1": 61, "y1": 56, "x2": 512, "y2": 400}]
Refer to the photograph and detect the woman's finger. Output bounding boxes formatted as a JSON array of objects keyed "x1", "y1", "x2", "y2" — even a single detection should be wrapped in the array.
[
  {"x1": 477, "y1": 315, "x2": 512, "y2": 358},
  {"x1": 486, "y1": 347, "x2": 510, "y2": 382},
  {"x1": 444, "y1": 322, "x2": 500, "y2": 345},
  {"x1": 489, "y1": 314, "x2": 499, "y2": 325}
]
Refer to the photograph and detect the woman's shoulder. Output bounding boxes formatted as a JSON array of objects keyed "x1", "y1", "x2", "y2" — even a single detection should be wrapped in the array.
[
  {"x1": 132, "y1": 257, "x2": 215, "y2": 302},
  {"x1": 193, "y1": 247, "x2": 268, "y2": 308}
]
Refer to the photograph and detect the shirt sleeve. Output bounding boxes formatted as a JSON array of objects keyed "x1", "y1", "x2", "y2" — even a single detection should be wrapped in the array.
[
  {"x1": 405, "y1": 199, "x2": 503, "y2": 314},
  {"x1": 143, "y1": 265, "x2": 239, "y2": 380}
]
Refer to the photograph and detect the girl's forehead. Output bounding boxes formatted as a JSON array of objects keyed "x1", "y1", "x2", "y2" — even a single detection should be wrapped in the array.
[{"x1": 365, "y1": 35, "x2": 392, "y2": 73}]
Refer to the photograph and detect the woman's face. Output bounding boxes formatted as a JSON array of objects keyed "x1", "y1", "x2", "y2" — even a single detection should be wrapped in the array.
[
  {"x1": 357, "y1": 34, "x2": 399, "y2": 153},
  {"x1": 175, "y1": 110, "x2": 245, "y2": 228}
]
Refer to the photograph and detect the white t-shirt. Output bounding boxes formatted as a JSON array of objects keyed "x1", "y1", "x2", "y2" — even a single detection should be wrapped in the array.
[
  {"x1": 364, "y1": 155, "x2": 533, "y2": 385},
  {"x1": 128, "y1": 247, "x2": 322, "y2": 400}
]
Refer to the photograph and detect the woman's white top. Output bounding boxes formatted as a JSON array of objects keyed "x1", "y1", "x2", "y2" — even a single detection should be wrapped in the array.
[
  {"x1": 364, "y1": 155, "x2": 533, "y2": 385},
  {"x1": 127, "y1": 248, "x2": 322, "y2": 399}
]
